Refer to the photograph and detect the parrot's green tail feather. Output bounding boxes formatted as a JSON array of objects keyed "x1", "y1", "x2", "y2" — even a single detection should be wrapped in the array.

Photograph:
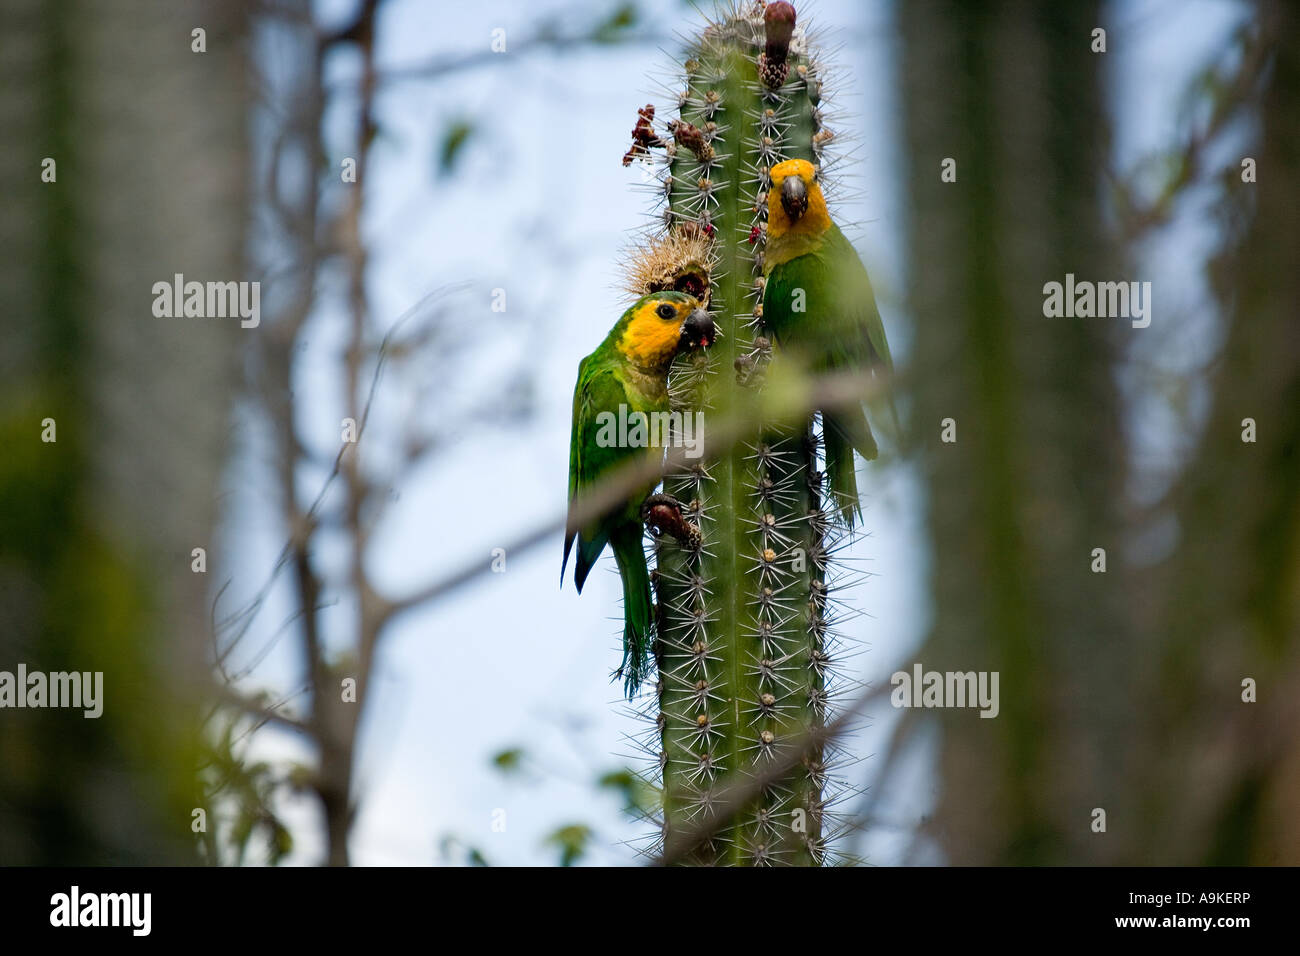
[
  {"x1": 824, "y1": 407, "x2": 876, "y2": 527},
  {"x1": 571, "y1": 529, "x2": 609, "y2": 593},
  {"x1": 609, "y1": 521, "x2": 654, "y2": 698}
]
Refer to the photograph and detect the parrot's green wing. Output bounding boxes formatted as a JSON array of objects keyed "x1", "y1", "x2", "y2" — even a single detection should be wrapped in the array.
[
  {"x1": 822, "y1": 224, "x2": 901, "y2": 452},
  {"x1": 823, "y1": 223, "x2": 894, "y2": 376},
  {"x1": 563, "y1": 358, "x2": 639, "y2": 591},
  {"x1": 763, "y1": 225, "x2": 898, "y2": 524},
  {"x1": 562, "y1": 355, "x2": 658, "y2": 695}
]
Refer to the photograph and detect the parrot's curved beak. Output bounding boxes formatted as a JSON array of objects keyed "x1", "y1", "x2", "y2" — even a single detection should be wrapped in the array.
[
  {"x1": 780, "y1": 175, "x2": 808, "y2": 221},
  {"x1": 680, "y1": 308, "x2": 715, "y2": 350}
]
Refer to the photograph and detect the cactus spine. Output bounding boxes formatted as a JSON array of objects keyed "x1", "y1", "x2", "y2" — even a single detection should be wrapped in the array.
[{"x1": 627, "y1": 2, "x2": 850, "y2": 866}]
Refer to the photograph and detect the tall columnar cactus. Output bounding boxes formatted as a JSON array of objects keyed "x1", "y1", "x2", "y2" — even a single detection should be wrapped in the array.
[{"x1": 623, "y1": 1, "x2": 854, "y2": 866}]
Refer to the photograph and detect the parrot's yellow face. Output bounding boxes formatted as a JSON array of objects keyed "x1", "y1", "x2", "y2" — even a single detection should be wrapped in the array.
[
  {"x1": 767, "y1": 159, "x2": 831, "y2": 240},
  {"x1": 617, "y1": 292, "x2": 711, "y2": 370}
]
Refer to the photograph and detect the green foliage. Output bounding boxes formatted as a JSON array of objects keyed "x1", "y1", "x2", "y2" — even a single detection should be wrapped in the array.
[
  {"x1": 201, "y1": 716, "x2": 296, "y2": 866},
  {"x1": 593, "y1": 3, "x2": 639, "y2": 44},
  {"x1": 599, "y1": 769, "x2": 658, "y2": 818},
  {"x1": 544, "y1": 824, "x2": 593, "y2": 866},
  {"x1": 438, "y1": 834, "x2": 491, "y2": 867},
  {"x1": 491, "y1": 747, "x2": 526, "y2": 773},
  {"x1": 438, "y1": 119, "x2": 475, "y2": 176}
]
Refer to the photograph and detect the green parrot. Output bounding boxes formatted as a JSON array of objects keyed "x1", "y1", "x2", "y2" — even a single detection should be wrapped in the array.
[
  {"x1": 761, "y1": 158, "x2": 897, "y2": 525},
  {"x1": 563, "y1": 290, "x2": 714, "y2": 697}
]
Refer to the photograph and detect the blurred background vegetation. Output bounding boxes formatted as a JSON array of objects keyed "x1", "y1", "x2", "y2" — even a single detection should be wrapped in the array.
[{"x1": 1, "y1": 0, "x2": 1294, "y2": 865}]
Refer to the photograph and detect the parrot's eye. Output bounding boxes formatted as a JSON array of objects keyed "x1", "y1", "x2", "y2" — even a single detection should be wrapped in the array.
[{"x1": 656, "y1": 303, "x2": 677, "y2": 320}]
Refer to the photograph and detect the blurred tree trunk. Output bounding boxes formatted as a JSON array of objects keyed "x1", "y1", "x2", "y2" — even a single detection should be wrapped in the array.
[
  {"x1": 0, "y1": 0, "x2": 249, "y2": 863},
  {"x1": 1140, "y1": 0, "x2": 1300, "y2": 865},
  {"x1": 898, "y1": 1, "x2": 1136, "y2": 864},
  {"x1": 899, "y1": 0, "x2": 1299, "y2": 866}
]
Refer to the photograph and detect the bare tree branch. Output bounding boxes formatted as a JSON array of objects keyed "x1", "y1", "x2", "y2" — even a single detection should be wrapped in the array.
[{"x1": 383, "y1": 367, "x2": 897, "y2": 620}]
